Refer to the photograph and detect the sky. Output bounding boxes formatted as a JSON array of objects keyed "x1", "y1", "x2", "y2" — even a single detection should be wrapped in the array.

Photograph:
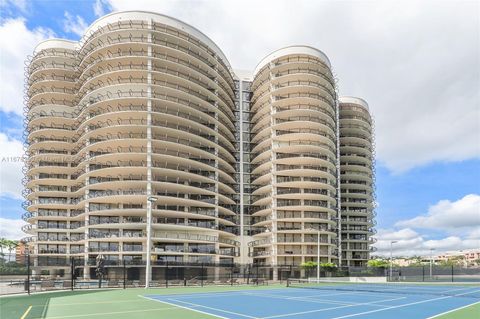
[{"x1": 0, "y1": 0, "x2": 478, "y2": 257}]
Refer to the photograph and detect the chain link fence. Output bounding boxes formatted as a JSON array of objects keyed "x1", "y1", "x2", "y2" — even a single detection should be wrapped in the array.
[
  {"x1": 1, "y1": 255, "x2": 479, "y2": 295},
  {"x1": 389, "y1": 265, "x2": 480, "y2": 282}
]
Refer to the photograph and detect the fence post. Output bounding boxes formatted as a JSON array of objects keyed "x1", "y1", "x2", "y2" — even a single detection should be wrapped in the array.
[
  {"x1": 165, "y1": 260, "x2": 168, "y2": 288},
  {"x1": 422, "y1": 265, "x2": 425, "y2": 282},
  {"x1": 201, "y1": 263, "x2": 204, "y2": 287},
  {"x1": 451, "y1": 265, "x2": 454, "y2": 282},
  {"x1": 256, "y1": 263, "x2": 259, "y2": 285},
  {"x1": 70, "y1": 257, "x2": 74, "y2": 291},
  {"x1": 123, "y1": 258, "x2": 126, "y2": 289},
  {"x1": 230, "y1": 263, "x2": 234, "y2": 286},
  {"x1": 27, "y1": 253, "x2": 30, "y2": 295}
]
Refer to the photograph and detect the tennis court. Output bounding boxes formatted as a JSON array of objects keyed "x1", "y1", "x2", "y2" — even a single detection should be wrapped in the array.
[
  {"x1": 1, "y1": 281, "x2": 479, "y2": 319},
  {"x1": 145, "y1": 280, "x2": 480, "y2": 319}
]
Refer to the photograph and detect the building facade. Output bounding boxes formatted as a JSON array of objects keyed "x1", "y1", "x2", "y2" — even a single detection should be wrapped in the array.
[
  {"x1": 22, "y1": 11, "x2": 375, "y2": 278},
  {"x1": 248, "y1": 47, "x2": 339, "y2": 274},
  {"x1": 339, "y1": 97, "x2": 376, "y2": 267}
]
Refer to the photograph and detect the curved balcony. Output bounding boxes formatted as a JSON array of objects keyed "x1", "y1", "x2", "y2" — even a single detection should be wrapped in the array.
[
  {"x1": 23, "y1": 12, "x2": 238, "y2": 265},
  {"x1": 152, "y1": 232, "x2": 238, "y2": 247},
  {"x1": 250, "y1": 47, "x2": 338, "y2": 265},
  {"x1": 77, "y1": 19, "x2": 233, "y2": 91},
  {"x1": 340, "y1": 96, "x2": 376, "y2": 263}
]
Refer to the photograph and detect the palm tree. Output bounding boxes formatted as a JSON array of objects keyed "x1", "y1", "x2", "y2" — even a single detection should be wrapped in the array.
[
  {"x1": 0, "y1": 238, "x2": 7, "y2": 262},
  {"x1": 6, "y1": 240, "x2": 18, "y2": 263}
]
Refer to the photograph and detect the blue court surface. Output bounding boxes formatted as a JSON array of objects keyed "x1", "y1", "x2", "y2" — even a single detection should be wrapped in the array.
[{"x1": 144, "y1": 284, "x2": 480, "y2": 319}]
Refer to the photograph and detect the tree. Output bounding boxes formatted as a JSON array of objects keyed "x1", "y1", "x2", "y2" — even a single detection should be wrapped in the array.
[
  {"x1": 472, "y1": 258, "x2": 480, "y2": 267},
  {"x1": 300, "y1": 261, "x2": 317, "y2": 277},
  {"x1": 0, "y1": 238, "x2": 7, "y2": 262},
  {"x1": 367, "y1": 259, "x2": 389, "y2": 268},
  {"x1": 319, "y1": 262, "x2": 337, "y2": 272},
  {"x1": 439, "y1": 256, "x2": 463, "y2": 267},
  {"x1": 6, "y1": 240, "x2": 18, "y2": 263},
  {"x1": 408, "y1": 256, "x2": 425, "y2": 267}
]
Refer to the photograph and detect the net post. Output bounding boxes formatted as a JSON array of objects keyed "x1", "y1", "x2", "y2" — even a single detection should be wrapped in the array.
[
  {"x1": 26, "y1": 253, "x2": 30, "y2": 295},
  {"x1": 230, "y1": 263, "x2": 234, "y2": 286},
  {"x1": 70, "y1": 257, "x2": 74, "y2": 291},
  {"x1": 123, "y1": 257, "x2": 126, "y2": 289},
  {"x1": 165, "y1": 260, "x2": 168, "y2": 288},
  {"x1": 286, "y1": 278, "x2": 290, "y2": 287}
]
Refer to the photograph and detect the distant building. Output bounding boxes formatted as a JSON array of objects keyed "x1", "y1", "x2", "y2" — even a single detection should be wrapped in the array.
[
  {"x1": 15, "y1": 242, "x2": 28, "y2": 264},
  {"x1": 436, "y1": 249, "x2": 480, "y2": 267},
  {"x1": 389, "y1": 250, "x2": 480, "y2": 268},
  {"x1": 391, "y1": 258, "x2": 420, "y2": 267}
]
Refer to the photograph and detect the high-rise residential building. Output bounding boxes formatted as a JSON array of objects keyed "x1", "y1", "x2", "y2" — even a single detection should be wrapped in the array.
[
  {"x1": 248, "y1": 47, "x2": 339, "y2": 278},
  {"x1": 22, "y1": 11, "x2": 375, "y2": 279},
  {"x1": 339, "y1": 97, "x2": 376, "y2": 267}
]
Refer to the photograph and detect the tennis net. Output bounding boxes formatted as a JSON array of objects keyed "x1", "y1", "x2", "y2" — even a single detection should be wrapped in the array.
[{"x1": 286, "y1": 278, "x2": 480, "y2": 299}]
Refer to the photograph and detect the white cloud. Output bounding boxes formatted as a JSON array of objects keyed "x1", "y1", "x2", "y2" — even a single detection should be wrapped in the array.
[
  {"x1": 107, "y1": 0, "x2": 480, "y2": 173},
  {"x1": 63, "y1": 11, "x2": 88, "y2": 37},
  {"x1": 93, "y1": 0, "x2": 110, "y2": 18},
  {"x1": 0, "y1": 217, "x2": 26, "y2": 240},
  {"x1": 0, "y1": 18, "x2": 54, "y2": 115},
  {"x1": 373, "y1": 228, "x2": 480, "y2": 257},
  {"x1": 0, "y1": 133, "x2": 24, "y2": 199},
  {"x1": 396, "y1": 194, "x2": 480, "y2": 231},
  {"x1": 374, "y1": 194, "x2": 480, "y2": 257},
  {"x1": 0, "y1": 0, "x2": 28, "y2": 14}
]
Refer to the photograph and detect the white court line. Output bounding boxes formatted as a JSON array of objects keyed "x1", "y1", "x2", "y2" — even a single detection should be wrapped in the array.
[
  {"x1": 146, "y1": 291, "x2": 404, "y2": 319},
  {"x1": 29, "y1": 299, "x2": 143, "y2": 307},
  {"x1": 287, "y1": 286, "x2": 424, "y2": 297},
  {"x1": 384, "y1": 285, "x2": 476, "y2": 293},
  {"x1": 327, "y1": 289, "x2": 480, "y2": 319},
  {"x1": 437, "y1": 286, "x2": 480, "y2": 294},
  {"x1": 31, "y1": 306, "x2": 179, "y2": 319},
  {"x1": 239, "y1": 291, "x2": 397, "y2": 308},
  {"x1": 139, "y1": 295, "x2": 231, "y2": 319},
  {"x1": 139, "y1": 288, "x2": 287, "y2": 300},
  {"x1": 166, "y1": 297, "x2": 259, "y2": 319},
  {"x1": 289, "y1": 291, "x2": 365, "y2": 297},
  {"x1": 261, "y1": 297, "x2": 405, "y2": 319},
  {"x1": 426, "y1": 300, "x2": 480, "y2": 319},
  {"x1": 158, "y1": 290, "x2": 319, "y2": 301}
]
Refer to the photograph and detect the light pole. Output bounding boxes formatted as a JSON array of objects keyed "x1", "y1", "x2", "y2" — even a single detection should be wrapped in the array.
[
  {"x1": 308, "y1": 228, "x2": 321, "y2": 280},
  {"x1": 389, "y1": 240, "x2": 397, "y2": 281},
  {"x1": 429, "y1": 248, "x2": 435, "y2": 279},
  {"x1": 145, "y1": 196, "x2": 157, "y2": 288},
  {"x1": 316, "y1": 229, "x2": 320, "y2": 281}
]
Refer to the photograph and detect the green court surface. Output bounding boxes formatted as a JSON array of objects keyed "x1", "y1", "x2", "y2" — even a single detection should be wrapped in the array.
[
  {"x1": 1, "y1": 285, "x2": 478, "y2": 319},
  {"x1": 0, "y1": 286, "x2": 277, "y2": 319},
  {"x1": 435, "y1": 302, "x2": 480, "y2": 319}
]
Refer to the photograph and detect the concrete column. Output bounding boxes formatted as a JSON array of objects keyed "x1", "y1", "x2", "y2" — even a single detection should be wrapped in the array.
[
  {"x1": 335, "y1": 96, "x2": 342, "y2": 266},
  {"x1": 269, "y1": 65, "x2": 278, "y2": 282},
  {"x1": 145, "y1": 18, "x2": 154, "y2": 287}
]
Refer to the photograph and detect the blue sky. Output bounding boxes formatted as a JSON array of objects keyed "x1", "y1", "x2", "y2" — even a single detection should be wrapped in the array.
[
  {"x1": 375, "y1": 160, "x2": 480, "y2": 233},
  {"x1": 1, "y1": 0, "x2": 103, "y2": 36},
  {"x1": 0, "y1": 0, "x2": 478, "y2": 256}
]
